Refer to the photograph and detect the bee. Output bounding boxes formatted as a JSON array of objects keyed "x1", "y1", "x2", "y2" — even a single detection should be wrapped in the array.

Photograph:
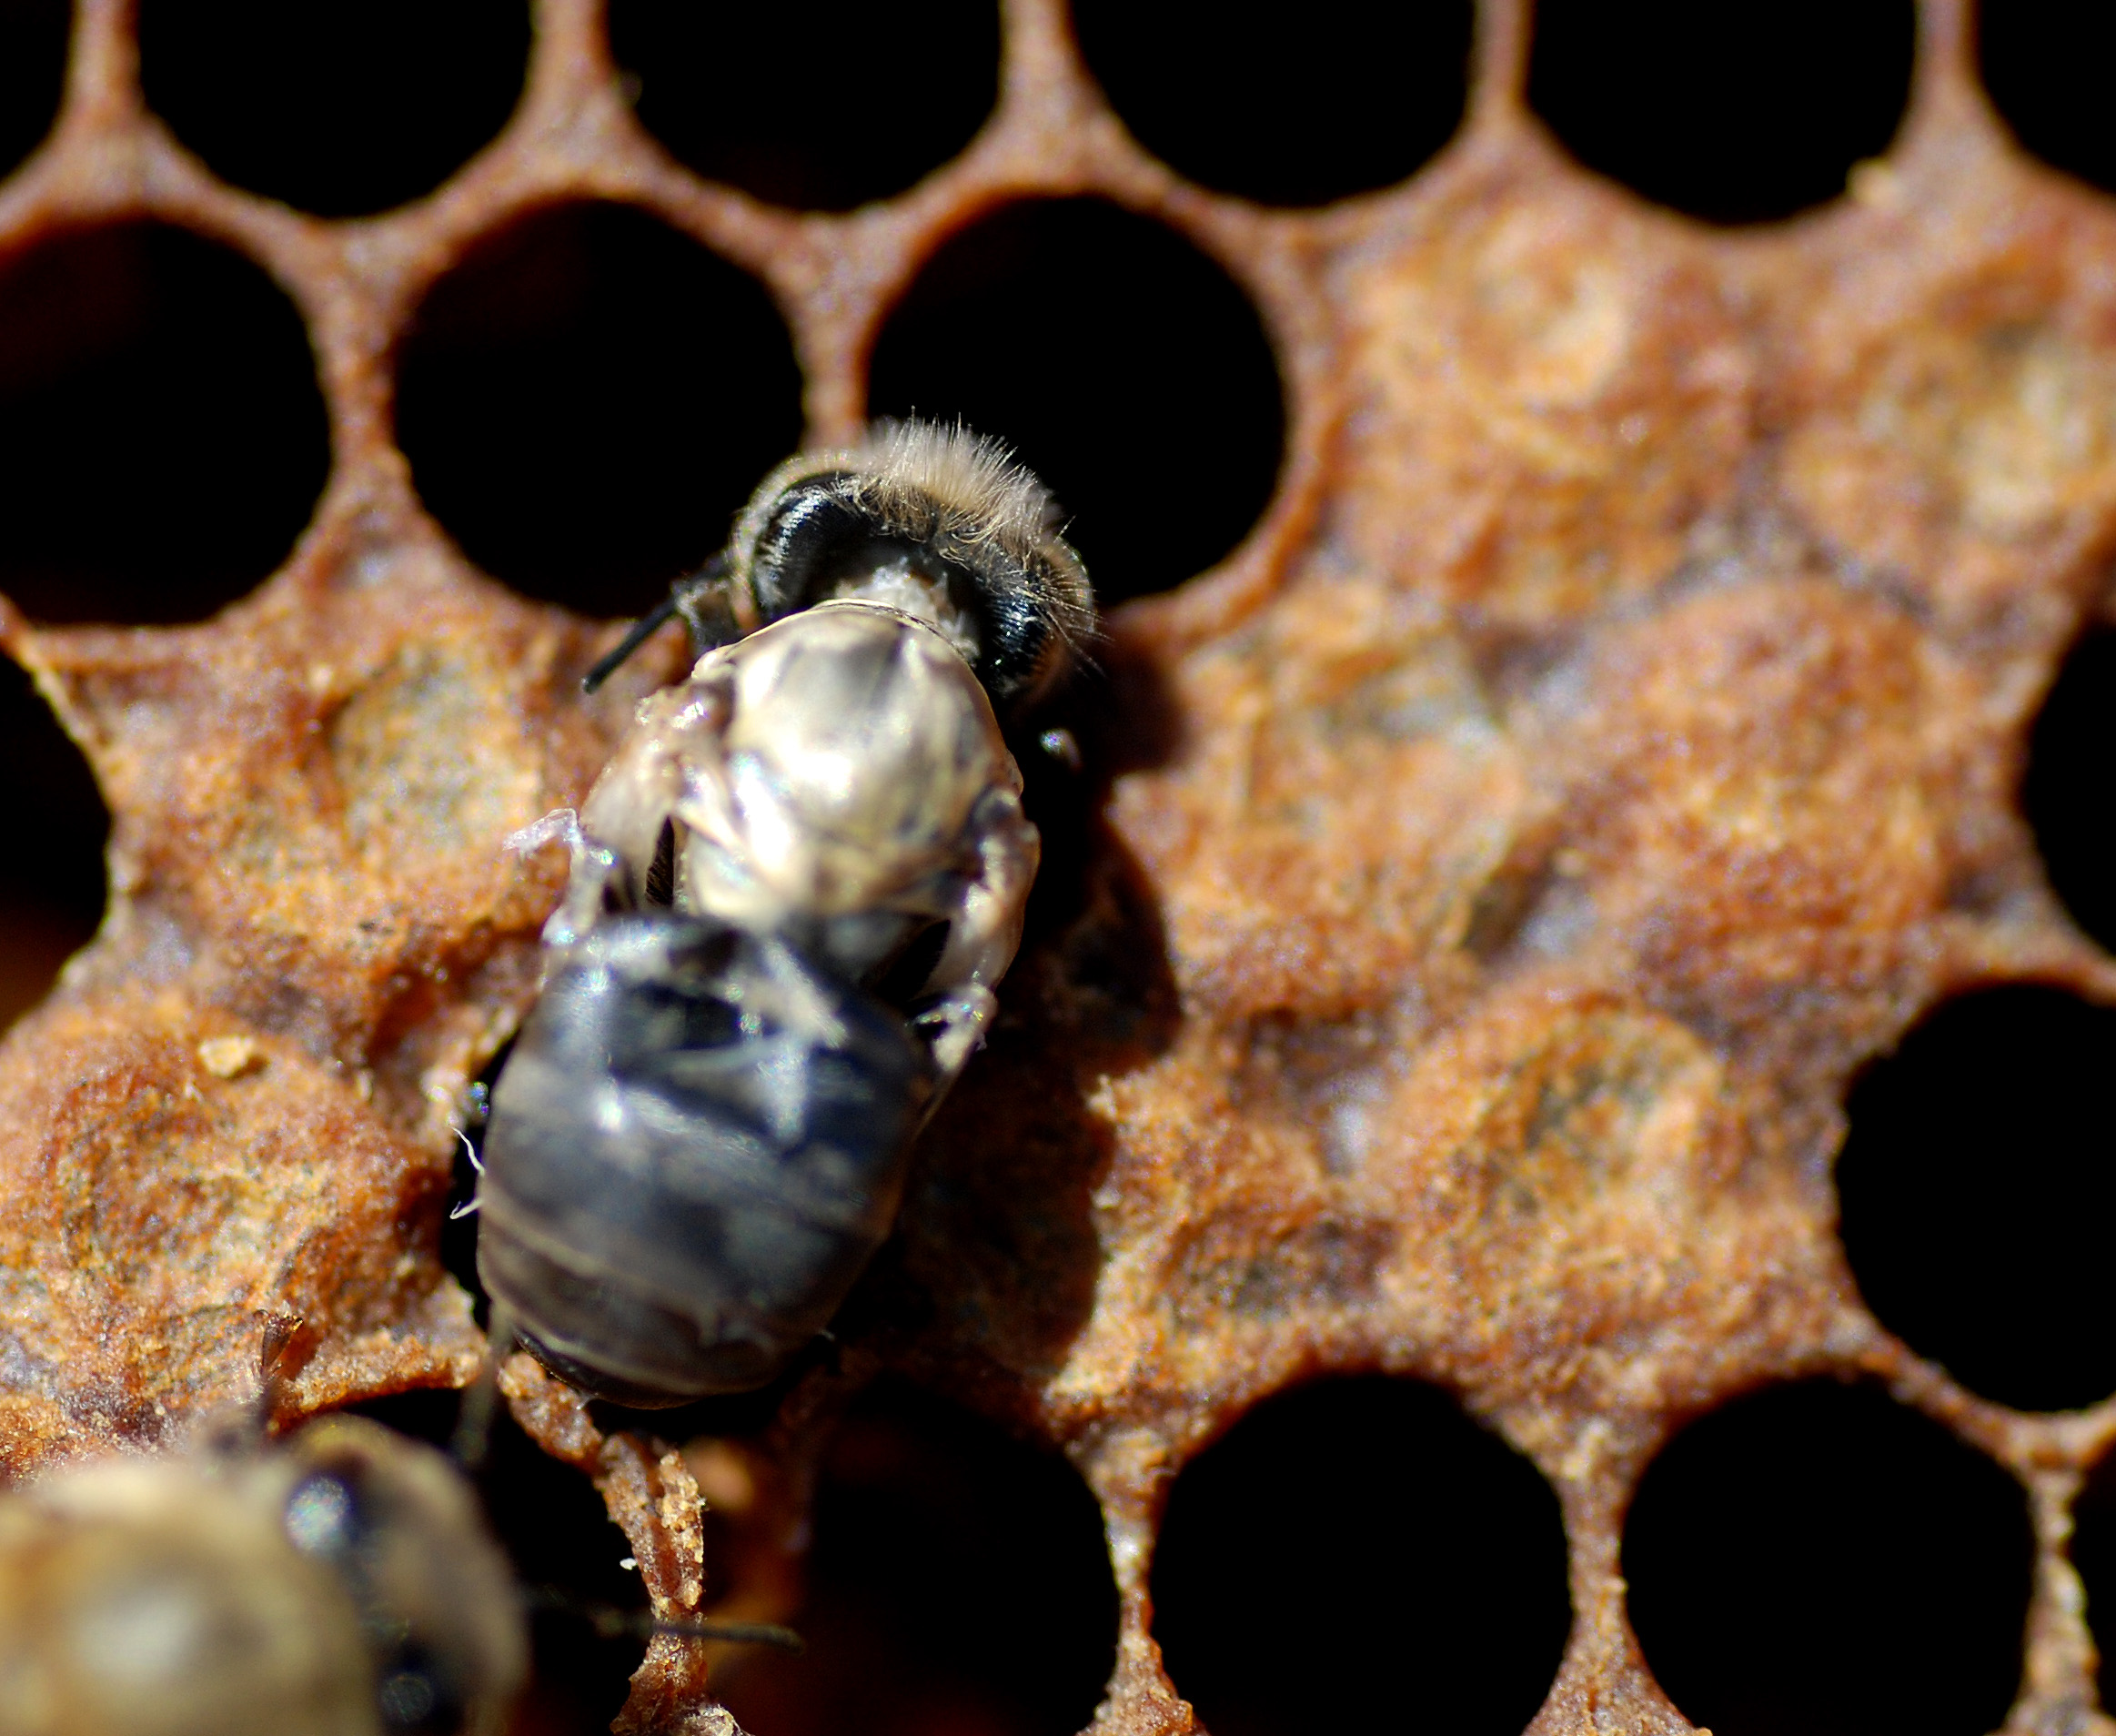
[
  {"x1": 0, "y1": 1416, "x2": 526, "y2": 1736},
  {"x1": 475, "y1": 422, "x2": 1093, "y2": 1406}
]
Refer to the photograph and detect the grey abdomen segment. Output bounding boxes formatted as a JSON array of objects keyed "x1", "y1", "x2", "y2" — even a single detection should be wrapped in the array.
[{"x1": 477, "y1": 916, "x2": 933, "y2": 1403}]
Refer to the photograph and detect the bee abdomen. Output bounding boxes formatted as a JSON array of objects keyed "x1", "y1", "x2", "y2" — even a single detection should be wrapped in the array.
[{"x1": 477, "y1": 914, "x2": 935, "y2": 1406}]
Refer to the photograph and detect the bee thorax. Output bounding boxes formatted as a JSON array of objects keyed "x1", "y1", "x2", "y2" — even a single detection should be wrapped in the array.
[{"x1": 581, "y1": 601, "x2": 1027, "y2": 986}]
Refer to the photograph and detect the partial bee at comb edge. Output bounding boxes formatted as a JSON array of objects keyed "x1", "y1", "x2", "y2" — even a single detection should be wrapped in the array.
[
  {"x1": 478, "y1": 422, "x2": 1095, "y2": 1408},
  {"x1": 0, "y1": 1415, "x2": 526, "y2": 1736}
]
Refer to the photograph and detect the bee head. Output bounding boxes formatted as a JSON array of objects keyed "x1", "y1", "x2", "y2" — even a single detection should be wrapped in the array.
[{"x1": 729, "y1": 419, "x2": 1095, "y2": 718}]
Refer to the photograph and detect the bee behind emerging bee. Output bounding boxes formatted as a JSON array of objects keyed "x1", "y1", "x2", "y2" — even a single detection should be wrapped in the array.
[
  {"x1": 476, "y1": 422, "x2": 1094, "y2": 1406},
  {"x1": 0, "y1": 1416, "x2": 525, "y2": 1736}
]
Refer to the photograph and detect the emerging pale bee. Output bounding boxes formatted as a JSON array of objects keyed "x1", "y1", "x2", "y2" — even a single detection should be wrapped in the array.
[
  {"x1": 0, "y1": 1417, "x2": 525, "y2": 1736},
  {"x1": 476, "y1": 422, "x2": 1093, "y2": 1406}
]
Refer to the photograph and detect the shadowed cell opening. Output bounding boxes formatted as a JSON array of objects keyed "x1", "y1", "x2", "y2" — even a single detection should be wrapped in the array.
[
  {"x1": 709, "y1": 1379, "x2": 1120, "y2": 1736},
  {"x1": 1836, "y1": 984, "x2": 2116, "y2": 1411},
  {"x1": 398, "y1": 201, "x2": 803, "y2": 620},
  {"x1": 352, "y1": 1388, "x2": 647, "y2": 1736},
  {"x1": 0, "y1": 657, "x2": 104, "y2": 1032},
  {"x1": 1149, "y1": 1376, "x2": 1571, "y2": 1736},
  {"x1": 869, "y1": 198, "x2": 1284, "y2": 607},
  {"x1": 0, "y1": 222, "x2": 330, "y2": 623},
  {"x1": 1980, "y1": 2, "x2": 2116, "y2": 195},
  {"x1": 2071, "y1": 1442, "x2": 2116, "y2": 1711},
  {"x1": 1527, "y1": 0, "x2": 1916, "y2": 224},
  {"x1": 1624, "y1": 1380, "x2": 2033, "y2": 1736},
  {"x1": 0, "y1": 0, "x2": 67, "y2": 183},
  {"x1": 2022, "y1": 626, "x2": 2116, "y2": 952},
  {"x1": 1073, "y1": 0, "x2": 1471, "y2": 207},
  {"x1": 139, "y1": 0, "x2": 529, "y2": 218},
  {"x1": 609, "y1": 0, "x2": 998, "y2": 212}
]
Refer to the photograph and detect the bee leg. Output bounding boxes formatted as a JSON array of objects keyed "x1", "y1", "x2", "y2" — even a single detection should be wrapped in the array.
[
  {"x1": 912, "y1": 982, "x2": 999, "y2": 1090},
  {"x1": 448, "y1": 1301, "x2": 519, "y2": 1475},
  {"x1": 525, "y1": 1587, "x2": 804, "y2": 1652}
]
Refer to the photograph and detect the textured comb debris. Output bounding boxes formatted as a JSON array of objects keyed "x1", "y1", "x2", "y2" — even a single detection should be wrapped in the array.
[{"x1": 1, "y1": 3, "x2": 2115, "y2": 1735}]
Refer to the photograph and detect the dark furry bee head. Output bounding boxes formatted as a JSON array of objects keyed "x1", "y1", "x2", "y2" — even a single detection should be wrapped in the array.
[
  {"x1": 589, "y1": 420, "x2": 1095, "y2": 717},
  {"x1": 728, "y1": 421, "x2": 1095, "y2": 715}
]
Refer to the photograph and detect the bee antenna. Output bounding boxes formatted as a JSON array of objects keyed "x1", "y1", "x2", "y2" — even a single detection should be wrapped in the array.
[
  {"x1": 584, "y1": 593, "x2": 684, "y2": 693},
  {"x1": 583, "y1": 552, "x2": 737, "y2": 692}
]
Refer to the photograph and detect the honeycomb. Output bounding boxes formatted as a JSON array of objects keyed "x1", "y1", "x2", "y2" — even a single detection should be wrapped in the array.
[{"x1": 1, "y1": 2, "x2": 2114, "y2": 1733}]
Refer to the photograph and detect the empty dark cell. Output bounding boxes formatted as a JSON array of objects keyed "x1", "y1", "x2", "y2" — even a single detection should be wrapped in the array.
[
  {"x1": 397, "y1": 203, "x2": 802, "y2": 619},
  {"x1": 609, "y1": 0, "x2": 998, "y2": 212},
  {"x1": 1625, "y1": 1381, "x2": 2033, "y2": 1736},
  {"x1": 138, "y1": 0, "x2": 529, "y2": 218},
  {"x1": 2023, "y1": 628, "x2": 2116, "y2": 951},
  {"x1": 1150, "y1": 1377, "x2": 1570, "y2": 1736},
  {"x1": 711, "y1": 1380, "x2": 1118, "y2": 1736},
  {"x1": 484, "y1": 1404, "x2": 650, "y2": 1736},
  {"x1": 1527, "y1": 0, "x2": 1916, "y2": 225},
  {"x1": 1837, "y1": 984, "x2": 2116, "y2": 1411},
  {"x1": 0, "y1": 223, "x2": 329, "y2": 623},
  {"x1": 2071, "y1": 1443, "x2": 2116, "y2": 1711},
  {"x1": 1980, "y1": 2, "x2": 2116, "y2": 195},
  {"x1": 353, "y1": 1389, "x2": 647, "y2": 1736},
  {"x1": 0, "y1": 656, "x2": 104, "y2": 1031},
  {"x1": 1073, "y1": 0, "x2": 1471, "y2": 207},
  {"x1": 0, "y1": 0, "x2": 68, "y2": 183},
  {"x1": 869, "y1": 199, "x2": 1283, "y2": 606}
]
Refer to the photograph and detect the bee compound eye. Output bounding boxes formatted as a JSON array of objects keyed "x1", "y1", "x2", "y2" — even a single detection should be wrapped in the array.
[
  {"x1": 745, "y1": 477, "x2": 873, "y2": 621},
  {"x1": 476, "y1": 914, "x2": 937, "y2": 1404}
]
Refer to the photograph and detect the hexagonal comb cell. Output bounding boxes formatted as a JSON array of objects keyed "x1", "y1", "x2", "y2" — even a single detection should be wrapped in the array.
[
  {"x1": 1149, "y1": 1377, "x2": 1569, "y2": 1736},
  {"x1": 1527, "y1": 0, "x2": 1916, "y2": 223},
  {"x1": 138, "y1": 0, "x2": 531, "y2": 217},
  {"x1": 1623, "y1": 1381, "x2": 2034, "y2": 1736},
  {"x1": 397, "y1": 200, "x2": 802, "y2": 617},
  {"x1": 868, "y1": 198, "x2": 1285, "y2": 603},
  {"x1": 1071, "y1": 0, "x2": 1473, "y2": 207},
  {"x1": 1979, "y1": 0, "x2": 2116, "y2": 195},
  {"x1": 0, "y1": 0, "x2": 66, "y2": 182},
  {"x1": 5, "y1": 2, "x2": 2116, "y2": 1733},
  {"x1": 2022, "y1": 626, "x2": 2116, "y2": 950},
  {"x1": 1836, "y1": 986, "x2": 2116, "y2": 1411},
  {"x1": 609, "y1": 0, "x2": 1001, "y2": 211},
  {"x1": 707, "y1": 1381, "x2": 1119, "y2": 1736},
  {"x1": 0, "y1": 223, "x2": 328, "y2": 622},
  {"x1": 0, "y1": 656, "x2": 102, "y2": 1030}
]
